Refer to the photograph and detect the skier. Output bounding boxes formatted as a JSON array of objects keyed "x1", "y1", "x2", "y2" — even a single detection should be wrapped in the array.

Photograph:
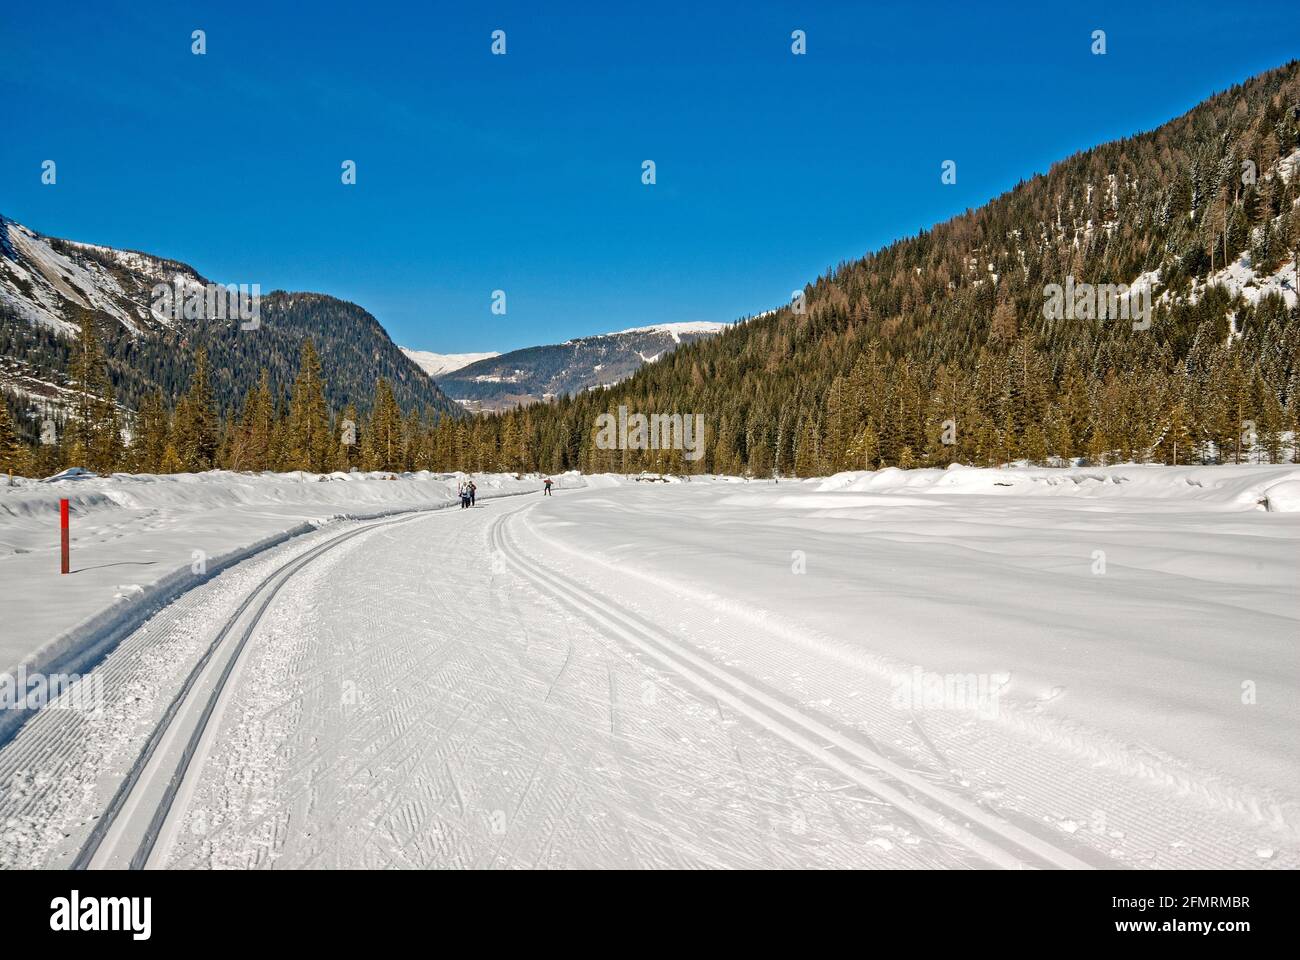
[
  {"x1": 543, "y1": 477, "x2": 553, "y2": 496},
  {"x1": 459, "y1": 481, "x2": 471, "y2": 509},
  {"x1": 468, "y1": 479, "x2": 477, "y2": 506}
]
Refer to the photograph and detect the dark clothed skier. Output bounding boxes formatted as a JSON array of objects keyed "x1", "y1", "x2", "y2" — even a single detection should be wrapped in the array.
[{"x1": 543, "y1": 478, "x2": 553, "y2": 496}]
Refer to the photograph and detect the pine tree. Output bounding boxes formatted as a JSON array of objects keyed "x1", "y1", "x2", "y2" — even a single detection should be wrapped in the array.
[
  {"x1": 1255, "y1": 373, "x2": 1285, "y2": 463},
  {"x1": 227, "y1": 386, "x2": 260, "y2": 471},
  {"x1": 132, "y1": 391, "x2": 168, "y2": 473},
  {"x1": 160, "y1": 441, "x2": 183, "y2": 473},
  {"x1": 66, "y1": 317, "x2": 110, "y2": 469},
  {"x1": 402, "y1": 409, "x2": 422, "y2": 471},
  {"x1": 367, "y1": 378, "x2": 402, "y2": 471},
  {"x1": 183, "y1": 348, "x2": 218, "y2": 470},
  {"x1": 1044, "y1": 403, "x2": 1072, "y2": 465},
  {"x1": 171, "y1": 395, "x2": 195, "y2": 471},
  {"x1": 822, "y1": 376, "x2": 857, "y2": 471},
  {"x1": 90, "y1": 377, "x2": 124, "y2": 474},
  {"x1": 499, "y1": 415, "x2": 521, "y2": 473},
  {"x1": 988, "y1": 299, "x2": 1019, "y2": 348},
  {"x1": 0, "y1": 397, "x2": 29, "y2": 477},
  {"x1": 1166, "y1": 398, "x2": 1193, "y2": 465},
  {"x1": 713, "y1": 415, "x2": 742, "y2": 476},
  {"x1": 1221, "y1": 351, "x2": 1251, "y2": 464},
  {"x1": 287, "y1": 339, "x2": 330, "y2": 471},
  {"x1": 793, "y1": 417, "x2": 820, "y2": 476},
  {"x1": 848, "y1": 423, "x2": 880, "y2": 470},
  {"x1": 249, "y1": 370, "x2": 274, "y2": 471}
]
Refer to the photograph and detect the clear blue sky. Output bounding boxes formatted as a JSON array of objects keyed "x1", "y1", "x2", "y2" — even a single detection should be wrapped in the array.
[{"x1": 1, "y1": 1, "x2": 1295, "y2": 353}]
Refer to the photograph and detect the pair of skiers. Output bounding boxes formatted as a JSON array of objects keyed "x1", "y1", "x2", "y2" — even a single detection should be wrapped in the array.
[{"x1": 459, "y1": 479, "x2": 477, "y2": 508}]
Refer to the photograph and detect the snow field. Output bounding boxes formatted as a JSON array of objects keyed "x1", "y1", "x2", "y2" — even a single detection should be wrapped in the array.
[{"x1": 0, "y1": 463, "x2": 1295, "y2": 868}]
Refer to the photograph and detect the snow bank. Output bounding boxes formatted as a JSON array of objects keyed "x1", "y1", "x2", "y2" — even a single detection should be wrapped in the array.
[{"x1": 815, "y1": 463, "x2": 1300, "y2": 512}]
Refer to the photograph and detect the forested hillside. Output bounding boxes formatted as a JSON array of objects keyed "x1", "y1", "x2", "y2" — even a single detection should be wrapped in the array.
[
  {"x1": 0, "y1": 219, "x2": 460, "y2": 449},
  {"x1": 436, "y1": 323, "x2": 727, "y2": 411},
  {"x1": 481, "y1": 61, "x2": 1300, "y2": 475}
]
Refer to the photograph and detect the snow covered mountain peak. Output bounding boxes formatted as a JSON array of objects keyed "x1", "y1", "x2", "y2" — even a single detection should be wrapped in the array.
[
  {"x1": 400, "y1": 348, "x2": 501, "y2": 379},
  {"x1": 0, "y1": 215, "x2": 206, "y2": 338},
  {"x1": 611, "y1": 321, "x2": 730, "y2": 343},
  {"x1": 412, "y1": 321, "x2": 730, "y2": 411}
]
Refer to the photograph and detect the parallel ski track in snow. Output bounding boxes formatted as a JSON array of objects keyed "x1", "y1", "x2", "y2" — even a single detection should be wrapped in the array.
[
  {"x1": 67, "y1": 495, "x2": 498, "y2": 868},
  {"x1": 491, "y1": 506, "x2": 1095, "y2": 870},
  {"x1": 157, "y1": 498, "x2": 958, "y2": 869},
  {"x1": 70, "y1": 511, "x2": 431, "y2": 870}
]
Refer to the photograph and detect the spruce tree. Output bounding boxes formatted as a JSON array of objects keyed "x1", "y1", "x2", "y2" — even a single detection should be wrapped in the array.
[
  {"x1": 288, "y1": 339, "x2": 330, "y2": 472},
  {"x1": 133, "y1": 391, "x2": 168, "y2": 473},
  {"x1": 184, "y1": 349, "x2": 218, "y2": 470},
  {"x1": 0, "y1": 397, "x2": 29, "y2": 477},
  {"x1": 67, "y1": 317, "x2": 110, "y2": 469}
]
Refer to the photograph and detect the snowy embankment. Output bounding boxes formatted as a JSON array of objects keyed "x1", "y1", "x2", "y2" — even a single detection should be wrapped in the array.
[
  {"x1": 0, "y1": 470, "x2": 575, "y2": 691},
  {"x1": 522, "y1": 463, "x2": 1300, "y2": 851},
  {"x1": 814, "y1": 462, "x2": 1300, "y2": 512}
]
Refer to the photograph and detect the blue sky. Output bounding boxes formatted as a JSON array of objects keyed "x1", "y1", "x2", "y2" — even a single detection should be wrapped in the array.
[{"x1": 1, "y1": 1, "x2": 1296, "y2": 353}]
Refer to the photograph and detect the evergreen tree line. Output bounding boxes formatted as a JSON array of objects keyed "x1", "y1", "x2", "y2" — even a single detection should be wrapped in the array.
[
  {"x1": 0, "y1": 325, "x2": 566, "y2": 478},
  {"x1": 3, "y1": 295, "x2": 1297, "y2": 482}
]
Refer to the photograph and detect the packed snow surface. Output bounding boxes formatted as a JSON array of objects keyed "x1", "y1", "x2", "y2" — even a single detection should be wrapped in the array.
[{"x1": 0, "y1": 463, "x2": 1296, "y2": 869}]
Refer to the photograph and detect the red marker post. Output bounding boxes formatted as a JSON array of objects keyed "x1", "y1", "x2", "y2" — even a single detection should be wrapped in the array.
[{"x1": 60, "y1": 498, "x2": 70, "y2": 575}]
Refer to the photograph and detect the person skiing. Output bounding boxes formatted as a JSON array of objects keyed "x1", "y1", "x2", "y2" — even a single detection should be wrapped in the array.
[
  {"x1": 458, "y1": 481, "x2": 471, "y2": 509},
  {"x1": 468, "y1": 479, "x2": 477, "y2": 506},
  {"x1": 543, "y1": 477, "x2": 553, "y2": 496}
]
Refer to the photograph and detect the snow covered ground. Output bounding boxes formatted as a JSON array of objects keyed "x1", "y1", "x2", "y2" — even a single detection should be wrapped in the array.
[
  {"x1": 0, "y1": 464, "x2": 1296, "y2": 869},
  {"x1": 526, "y1": 466, "x2": 1300, "y2": 860}
]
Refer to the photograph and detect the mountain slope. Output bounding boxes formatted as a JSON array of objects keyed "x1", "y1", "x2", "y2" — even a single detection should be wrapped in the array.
[
  {"x1": 433, "y1": 321, "x2": 728, "y2": 411},
  {"x1": 0, "y1": 219, "x2": 202, "y2": 339},
  {"x1": 0, "y1": 216, "x2": 461, "y2": 429}
]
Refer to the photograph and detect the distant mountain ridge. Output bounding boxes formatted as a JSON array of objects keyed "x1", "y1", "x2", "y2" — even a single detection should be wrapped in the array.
[
  {"x1": 0, "y1": 215, "x2": 461, "y2": 427},
  {"x1": 400, "y1": 348, "x2": 500, "y2": 379},
  {"x1": 427, "y1": 321, "x2": 729, "y2": 411}
]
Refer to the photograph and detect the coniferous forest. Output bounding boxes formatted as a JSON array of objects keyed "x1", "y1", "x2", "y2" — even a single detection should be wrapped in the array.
[{"x1": 3, "y1": 62, "x2": 1300, "y2": 480}]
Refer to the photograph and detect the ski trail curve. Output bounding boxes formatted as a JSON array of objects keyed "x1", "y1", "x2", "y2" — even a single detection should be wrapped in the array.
[{"x1": 491, "y1": 505, "x2": 1097, "y2": 870}]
